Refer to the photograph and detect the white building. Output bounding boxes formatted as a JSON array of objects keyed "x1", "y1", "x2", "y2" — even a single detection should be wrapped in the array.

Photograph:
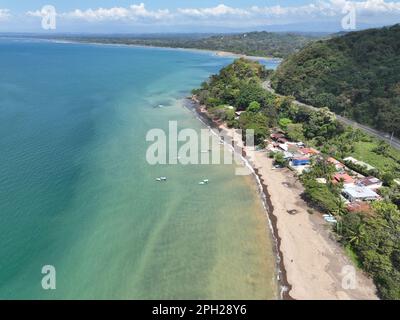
[{"x1": 342, "y1": 186, "x2": 380, "y2": 202}]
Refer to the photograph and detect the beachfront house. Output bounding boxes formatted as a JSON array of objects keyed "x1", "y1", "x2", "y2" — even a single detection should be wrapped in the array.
[
  {"x1": 292, "y1": 157, "x2": 311, "y2": 166},
  {"x1": 357, "y1": 176, "x2": 383, "y2": 190},
  {"x1": 299, "y1": 147, "x2": 320, "y2": 157},
  {"x1": 283, "y1": 151, "x2": 295, "y2": 160},
  {"x1": 289, "y1": 156, "x2": 311, "y2": 175},
  {"x1": 332, "y1": 173, "x2": 355, "y2": 186},
  {"x1": 327, "y1": 157, "x2": 346, "y2": 171},
  {"x1": 342, "y1": 185, "x2": 380, "y2": 202}
]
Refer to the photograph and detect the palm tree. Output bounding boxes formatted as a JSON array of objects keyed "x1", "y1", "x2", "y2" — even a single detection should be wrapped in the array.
[
  {"x1": 348, "y1": 223, "x2": 366, "y2": 246},
  {"x1": 333, "y1": 197, "x2": 347, "y2": 217}
]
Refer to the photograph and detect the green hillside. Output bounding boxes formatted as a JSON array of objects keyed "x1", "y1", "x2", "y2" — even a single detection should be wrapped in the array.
[{"x1": 271, "y1": 24, "x2": 400, "y2": 135}]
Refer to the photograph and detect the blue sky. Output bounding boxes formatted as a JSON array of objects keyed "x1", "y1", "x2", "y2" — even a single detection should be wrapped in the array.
[{"x1": 0, "y1": 0, "x2": 399, "y2": 33}]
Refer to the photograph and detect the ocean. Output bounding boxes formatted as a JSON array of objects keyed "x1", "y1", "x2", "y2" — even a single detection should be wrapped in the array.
[{"x1": 0, "y1": 39, "x2": 280, "y2": 299}]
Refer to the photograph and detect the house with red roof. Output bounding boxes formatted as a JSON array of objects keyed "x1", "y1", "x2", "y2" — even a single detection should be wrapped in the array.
[
  {"x1": 299, "y1": 147, "x2": 320, "y2": 156},
  {"x1": 327, "y1": 157, "x2": 346, "y2": 171},
  {"x1": 333, "y1": 173, "x2": 355, "y2": 186}
]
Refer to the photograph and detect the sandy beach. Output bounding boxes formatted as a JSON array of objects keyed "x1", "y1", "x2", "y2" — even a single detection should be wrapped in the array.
[
  {"x1": 250, "y1": 150, "x2": 377, "y2": 300},
  {"x1": 214, "y1": 50, "x2": 281, "y2": 63},
  {"x1": 192, "y1": 100, "x2": 378, "y2": 300}
]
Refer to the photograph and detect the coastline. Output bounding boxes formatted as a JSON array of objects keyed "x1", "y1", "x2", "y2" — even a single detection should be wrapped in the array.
[
  {"x1": 187, "y1": 98, "x2": 378, "y2": 300},
  {"x1": 184, "y1": 98, "x2": 290, "y2": 299},
  {"x1": 43, "y1": 38, "x2": 281, "y2": 63}
]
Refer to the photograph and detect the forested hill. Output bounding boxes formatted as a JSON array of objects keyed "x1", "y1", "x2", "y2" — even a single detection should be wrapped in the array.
[
  {"x1": 271, "y1": 24, "x2": 400, "y2": 135},
  {"x1": 48, "y1": 31, "x2": 320, "y2": 58},
  {"x1": 178, "y1": 32, "x2": 319, "y2": 58}
]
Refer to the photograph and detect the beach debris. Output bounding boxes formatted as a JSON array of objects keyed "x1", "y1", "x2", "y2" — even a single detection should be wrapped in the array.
[
  {"x1": 325, "y1": 218, "x2": 338, "y2": 224},
  {"x1": 323, "y1": 214, "x2": 338, "y2": 223}
]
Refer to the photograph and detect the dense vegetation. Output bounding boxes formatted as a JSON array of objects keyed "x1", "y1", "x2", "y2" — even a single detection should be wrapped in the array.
[
  {"x1": 194, "y1": 58, "x2": 400, "y2": 299},
  {"x1": 271, "y1": 24, "x2": 400, "y2": 135},
  {"x1": 51, "y1": 32, "x2": 320, "y2": 58}
]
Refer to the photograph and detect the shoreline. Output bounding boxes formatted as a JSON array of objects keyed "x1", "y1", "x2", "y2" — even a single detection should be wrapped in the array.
[
  {"x1": 186, "y1": 97, "x2": 378, "y2": 300},
  {"x1": 183, "y1": 98, "x2": 291, "y2": 299},
  {"x1": 40, "y1": 37, "x2": 282, "y2": 63}
]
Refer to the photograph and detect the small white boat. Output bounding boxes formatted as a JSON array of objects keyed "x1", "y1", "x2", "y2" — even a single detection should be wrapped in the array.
[
  {"x1": 198, "y1": 182, "x2": 206, "y2": 185},
  {"x1": 156, "y1": 177, "x2": 167, "y2": 182},
  {"x1": 156, "y1": 178, "x2": 161, "y2": 182},
  {"x1": 203, "y1": 179, "x2": 209, "y2": 184}
]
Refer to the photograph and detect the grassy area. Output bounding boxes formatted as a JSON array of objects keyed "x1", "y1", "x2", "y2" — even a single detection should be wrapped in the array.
[
  {"x1": 351, "y1": 140, "x2": 400, "y2": 176},
  {"x1": 344, "y1": 244, "x2": 362, "y2": 269}
]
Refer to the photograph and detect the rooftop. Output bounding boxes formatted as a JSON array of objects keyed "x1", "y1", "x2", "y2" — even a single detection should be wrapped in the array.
[
  {"x1": 327, "y1": 157, "x2": 345, "y2": 167},
  {"x1": 299, "y1": 147, "x2": 320, "y2": 155},
  {"x1": 343, "y1": 186, "x2": 379, "y2": 199},
  {"x1": 333, "y1": 173, "x2": 355, "y2": 184},
  {"x1": 358, "y1": 176, "x2": 382, "y2": 187}
]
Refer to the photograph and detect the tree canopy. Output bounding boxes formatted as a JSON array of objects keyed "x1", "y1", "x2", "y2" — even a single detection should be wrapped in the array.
[{"x1": 272, "y1": 24, "x2": 400, "y2": 136}]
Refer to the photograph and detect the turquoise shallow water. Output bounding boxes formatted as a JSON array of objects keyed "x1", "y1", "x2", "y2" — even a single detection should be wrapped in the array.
[{"x1": 0, "y1": 39, "x2": 279, "y2": 299}]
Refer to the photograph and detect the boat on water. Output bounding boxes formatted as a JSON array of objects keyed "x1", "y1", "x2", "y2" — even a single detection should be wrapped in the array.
[{"x1": 156, "y1": 177, "x2": 167, "y2": 182}]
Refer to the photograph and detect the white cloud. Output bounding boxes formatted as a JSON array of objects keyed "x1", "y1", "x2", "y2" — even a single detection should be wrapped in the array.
[
  {"x1": 177, "y1": 4, "x2": 250, "y2": 17},
  {"x1": 61, "y1": 3, "x2": 170, "y2": 22},
  {"x1": 21, "y1": 1, "x2": 400, "y2": 29},
  {"x1": 26, "y1": 8, "x2": 54, "y2": 19},
  {"x1": 0, "y1": 9, "x2": 11, "y2": 21}
]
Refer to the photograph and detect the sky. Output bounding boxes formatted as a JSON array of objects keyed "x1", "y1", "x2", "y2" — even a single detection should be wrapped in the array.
[{"x1": 0, "y1": 0, "x2": 399, "y2": 33}]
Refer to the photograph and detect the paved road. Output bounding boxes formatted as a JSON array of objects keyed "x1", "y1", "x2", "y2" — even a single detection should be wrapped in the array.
[{"x1": 262, "y1": 81, "x2": 400, "y2": 150}]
